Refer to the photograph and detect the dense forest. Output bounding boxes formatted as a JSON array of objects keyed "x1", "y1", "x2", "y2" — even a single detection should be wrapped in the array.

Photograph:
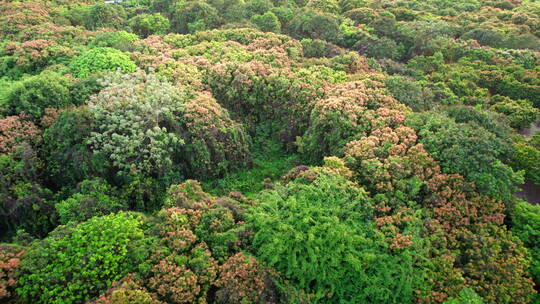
[{"x1": 1, "y1": 0, "x2": 540, "y2": 303}]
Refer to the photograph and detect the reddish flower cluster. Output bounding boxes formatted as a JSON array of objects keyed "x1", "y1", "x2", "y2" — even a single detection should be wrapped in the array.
[
  {"x1": 0, "y1": 245, "x2": 24, "y2": 299},
  {"x1": 0, "y1": 115, "x2": 40, "y2": 153}
]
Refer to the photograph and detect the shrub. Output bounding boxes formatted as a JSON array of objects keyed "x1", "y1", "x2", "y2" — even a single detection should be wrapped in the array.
[
  {"x1": 129, "y1": 13, "x2": 170, "y2": 38},
  {"x1": 251, "y1": 12, "x2": 281, "y2": 33},
  {"x1": 490, "y1": 96, "x2": 538, "y2": 130},
  {"x1": 89, "y1": 30, "x2": 139, "y2": 52},
  {"x1": 16, "y1": 212, "x2": 155, "y2": 304},
  {"x1": 0, "y1": 244, "x2": 25, "y2": 301},
  {"x1": 248, "y1": 161, "x2": 429, "y2": 303},
  {"x1": 91, "y1": 275, "x2": 164, "y2": 304},
  {"x1": 181, "y1": 92, "x2": 251, "y2": 179},
  {"x1": 510, "y1": 142, "x2": 540, "y2": 185},
  {"x1": 215, "y1": 252, "x2": 277, "y2": 304},
  {"x1": 5, "y1": 72, "x2": 73, "y2": 121},
  {"x1": 70, "y1": 47, "x2": 136, "y2": 78},
  {"x1": 56, "y1": 178, "x2": 126, "y2": 224},
  {"x1": 0, "y1": 115, "x2": 40, "y2": 154},
  {"x1": 511, "y1": 201, "x2": 540, "y2": 300},
  {"x1": 170, "y1": 1, "x2": 220, "y2": 34},
  {"x1": 298, "y1": 80, "x2": 406, "y2": 163},
  {"x1": 84, "y1": 4, "x2": 127, "y2": 30},
  {"x1": 87, "y1": 70, "x2": 185, "y2": 177}
]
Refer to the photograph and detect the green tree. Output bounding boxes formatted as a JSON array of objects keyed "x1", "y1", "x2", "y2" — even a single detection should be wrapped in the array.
[
  {"x1": 5, "y1": 72, "x2": 73, "y2": 121},
  {"x1": 129, "y1": 13, "x2": 170, "y2": 38},
  {"x1": 248, "y1": 159, "x2": 431, "y2": 303},
  {"x1": 251, "y1": 11, "x2": 281, "y2": 33},
  {"x1": 16, "y1": 212, "x2": 156, "y2": 304},
  {"x1": 56, "y1": 178, "x2": 126, "y2": 224},
  {"x1": 69, "y1": 47, "x2": 136, "y2": 78}
]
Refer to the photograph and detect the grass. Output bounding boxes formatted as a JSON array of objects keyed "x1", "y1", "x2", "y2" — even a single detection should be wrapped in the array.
[{"x1": 202, "y1": 138, "x2": 301, "y2": 197}]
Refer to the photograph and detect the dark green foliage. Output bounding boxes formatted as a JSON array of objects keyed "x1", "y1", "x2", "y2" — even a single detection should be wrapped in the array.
[
  {"x1": 129, "y1": 13, "x2": 170, "y2": 38},
  {"x1": 69, "y1": 47, "x2": 137, "y2": 78},
  {"x1": 70, "y1": 74, "x2": 104, "y2": 105},
  {"x1": 55, "y1": 178, "x2": 126, "y2": 224},
  {"x1": 490, "y1": 96, "x2": 538, "y2": 130},
  {"x1": 42, "y1": 107, "x2": 103, "y2": 190},
  {"x1": 251, "y1": 11, "x2": 281, "y2": 33},
  {"x1": 84, "y1": 4, "x2": 127, "y2": 30},
  {"x1": 170, "y1": 1, "x2": 220, "y2": 34},
  {"x1": 406, "y1": 111, "x2": 520, "y2": 201},
  {"x1": 288, "y1": 8, "x2": 342, "y2": 44},
  {"x1": 5, "y1": 72, "x2": 72, "y2": 121},
  {"x1": 89, "y1": 30, "x2": 139, "y2": 52},
  {"x1": 16, "y1": 212, "x2": 155, "y2": 304},
  {"x1": 510, "y1": 142, "x2": 540, "y2": 185}
]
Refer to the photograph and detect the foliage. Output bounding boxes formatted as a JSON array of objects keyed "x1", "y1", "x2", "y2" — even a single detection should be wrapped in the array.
[
  {"x1": 180, "y1": 92, "x2": 251, "y2": 179},
  {"x1": 16, "y1": 212, "x2": 155, "y2": 304},
  {"x1": 251, "y1": 12, "x2": 281, "y2": 33},
  {"x1": 87, "y1": 70, "x2": 185, "y2": 177},
  {"x1": 5, "y1": 72, "x2": 73, "y2": 121},
  {"x1": 0, "y1": 115, "x2": 40, "y2": 154},
  {"x1": 0, "y1": 244, "x2": 25, "y2": 301},
  {"x1": 129, "y1": 13, "x2": 170, "y2": 38},
  {"x1": 510, "y1": 142, "x2": 540, "y2": 185},
  {"x1": 89, "y1": 30, "x2": 139, "y2": 52},
  {"x1": 490, "y1": 96, "x2": 538, "y2": 130},
  {"x1": 216, "y1": 252, "x2": 277, "y2": 304},
  {"x1": 511, "y1": 200, "x2": 540, "y2": 300},
  {"x1": 55, "y1": 178, "x2": 126, "y2": 224},
  {"x1": 298, "y1": 79, "x2": 407, "y2": 162},
  {"x1": 406, "y1": 110, "x2": 520, "y2": 201},
  {"x1": 248, "y1": 160, "x2": 431, "y2": 303},
  {"x1": 70, "y1": 47, "x2": 136, "y2": 78}
]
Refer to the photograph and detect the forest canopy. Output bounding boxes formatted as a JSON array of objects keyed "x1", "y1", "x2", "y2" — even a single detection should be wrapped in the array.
[{"x1": 0, "y1": 0, "x2": 540, "y2": 303}]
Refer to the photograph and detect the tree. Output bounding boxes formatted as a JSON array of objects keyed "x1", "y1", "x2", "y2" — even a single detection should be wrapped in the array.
[
  {"x1": 248, "y1": 159, "x2": 431, "y2": 303},
  {"x1": 170, "y1": 1, "x2": 220, "y2": 34},
  {"x1": 511, "y1": 200, "x2": 540, "y2": 303},
  {"x1": 490, "y1": 96, "x2": 538, "y2": 130},
  {"x1": 55, "y1": 178, "x2": 126, "y2": 224},
  {"x1": 251, "y1": 12, "x2": 281, "y2": 33},
  {"x1": 87, "y1": 70, "x2": 186, "y2": 177},
  {"x1": 69, "y1": 47, "x2": 137, "y2": 78},
  {"x1": 129, "y1": 13, "x2": 170, "y2": 38},
  {"x1": 16, "y1": 212, "x2": 155, "y2": 304},
  {"x1": 5, "y1": 72, "x2": 73, "y2": 121},
  {"x1": 406, "y1": 111, "x2": 521, "y2": 201},
  {"x1": 89, "y1": 30, "x2": 139, "y2": 52}
]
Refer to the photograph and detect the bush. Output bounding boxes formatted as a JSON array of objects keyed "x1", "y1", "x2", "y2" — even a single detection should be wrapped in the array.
[
  {"x1": 89, "y1": 30, "x2": 139, "y2": 52},
  {"x1": 84, "y1": 4, "x2": 127, "y2": 30},
  {"x1": 129, "y1": 13, "x2": 170, "y2": 38},
  {"x1": 0, "y1": 244, "x2": 25, "y2": 301},
  {"x1": 215, "y1": 253, "x2": 277, "y2": 304},
  {"x1": 56, "y1": 178, "x2": 126, "y2": 224},
  {"x1": 181, "y1": 92, "x2": 251, "y2": 179},
  {"x1": 69, "y1": 47, "x2": 136, "y2": 78},
  {"x1": 87, "y1": 70, "x2": 185, "y2": 177},
  {"x1": 511, "y1": 201, "x2": 540, "y2": 301},
  {"x1": 0, "y1": 115, "x2": 40, "y2": 154},
  {"x1": 170, "y1": 1, "x2": 220, "y2": 34},
  {"x1": 490, "y1": 96, "x2": 538, "y2": 130},
  {"x1": 251, "y1": 11, "x2": 281, "y2": 33},
  {"x1": 5, "y1": 72, "x2": 73, "y2": 121},
  {"x1": 510, "y1": 142, "x2": 540, "y2": 185},
  {"x1": 298, "y1": 80, "x2": 405, "y2": 163},
  {"x1": 16, "y1": 212, "x2": 155, "y2": 304},
  {"x1": 248, "y1": 160, "x2": 429, "y2": 303}
]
